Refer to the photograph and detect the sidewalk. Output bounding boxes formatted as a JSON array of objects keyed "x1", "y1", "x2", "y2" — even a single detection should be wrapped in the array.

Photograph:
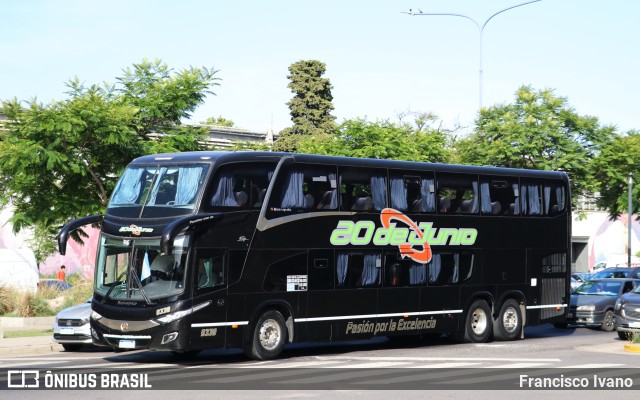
[
  {"x1": 0, "y1": 335, "x2": 63, "y2": 356},
  {"x1": 0, "y1": 316, "x2": 63, "y2": 356}
]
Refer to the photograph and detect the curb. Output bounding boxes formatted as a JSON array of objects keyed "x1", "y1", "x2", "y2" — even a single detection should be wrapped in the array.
[{"x1": 0, "y1": 342, "x2": 63, "y2": 356}]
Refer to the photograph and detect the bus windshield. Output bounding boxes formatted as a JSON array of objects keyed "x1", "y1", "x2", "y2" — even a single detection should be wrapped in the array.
[
  {"x1": 94, "y1": 235, "x2": 189, "y2": 301},
  {"x1": 107, "y1": 164, "x2": 209, "y2": 218}
]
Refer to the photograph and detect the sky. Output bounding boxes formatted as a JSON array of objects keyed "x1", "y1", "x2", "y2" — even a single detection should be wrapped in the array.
[{"x1": 1, "y1": 0, "x2": 639, "y2": 135}]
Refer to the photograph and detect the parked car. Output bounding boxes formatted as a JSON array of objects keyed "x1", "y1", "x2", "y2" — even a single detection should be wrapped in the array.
[
  {"x1": 52, "y1": 298, "x2": 92, "y2": 351},
  {"x1": 38, "y1": 279, "x2": 72, "y2": 291},
  {"x1": 567, "y1": 278, "x2": 640, "y2": 331},
  {"x1": 571, "y1": 273, "x2": 588, "y2": 291},
  {"x1": 614, "y1": 285, "x2": 640, "y2": 340},
  {"x1": 591, "y1": 267, "x2": 640, "y2": 279}
]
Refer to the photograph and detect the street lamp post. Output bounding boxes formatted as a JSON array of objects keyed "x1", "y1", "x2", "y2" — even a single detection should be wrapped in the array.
[
  {"x1": 629, "y1": 174, "x2": 634, "y2": 267},
  {"x1": 403, "y1": 0, "x2": 541, "y2": 110}
]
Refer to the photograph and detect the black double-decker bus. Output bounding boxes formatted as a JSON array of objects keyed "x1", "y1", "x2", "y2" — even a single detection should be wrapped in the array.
[{"x1": 58, "y1": 151, "x2": 571, "y2": 359}]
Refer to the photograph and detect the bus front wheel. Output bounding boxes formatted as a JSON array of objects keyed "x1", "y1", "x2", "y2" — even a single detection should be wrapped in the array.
[
  {"x1": 493, "y1": 299, "x2": 522, "y2": 341},
  {"x1": 244, "y1": 310, "x2": 288, "y2": 360},
  {"x1": 459, "y1": 299, "x2": 492, "y2": 343}
]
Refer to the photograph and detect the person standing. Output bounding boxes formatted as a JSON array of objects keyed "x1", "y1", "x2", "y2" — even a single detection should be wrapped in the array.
[{"x1": 57, "y1": 265, "x2": 66, "y2": 281}]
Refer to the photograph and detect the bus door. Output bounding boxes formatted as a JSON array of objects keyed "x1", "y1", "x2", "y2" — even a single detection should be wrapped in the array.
[
  {"x1": 378, "y1": 252, "x2": 421, "y2": 337},
  {"x1": 306, "y1": 250, "x2": 335, "y2": 340},
  {"x1": 189, "y1": 249, "x2": 228, "y2": 349}
]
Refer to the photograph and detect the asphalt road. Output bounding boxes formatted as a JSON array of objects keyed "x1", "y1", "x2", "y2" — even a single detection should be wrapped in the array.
[{"x1": 1, "y1": 324, "x2": 638, "y2": 399}]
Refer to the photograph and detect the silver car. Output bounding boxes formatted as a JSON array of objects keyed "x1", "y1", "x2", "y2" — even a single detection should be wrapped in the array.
[{"x1": 52, "y1": 298, "x2": 92, "y2": 351}]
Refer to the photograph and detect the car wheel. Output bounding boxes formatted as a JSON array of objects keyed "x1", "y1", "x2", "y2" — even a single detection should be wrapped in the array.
[
  {"x1": 62, "y1": 343, "x2": 83, "y2": 352},
  {"x1": 493, "y1": 299, "x2": 522, "y2": 341},
  {"x1": 601, "y1": 310, "x2": 615, "y2": 332},
  {"x1": 244, "y1": 310, "x2": 287, "y2": 360}
]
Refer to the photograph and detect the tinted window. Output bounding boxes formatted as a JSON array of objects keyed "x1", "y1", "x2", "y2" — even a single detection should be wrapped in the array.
[
  {"x1": 389, "y1": 172, "x2": 436, "y2": 213},
  {"x1": 436, "y1": 174, "x2": 478, "y2": 214},
  {"x1": 337, "y1": 252, "x2": 382, "y2": 288},
  {"x1": 478, "y1": 177, "x2": 519, "y2": 215},
  {"x1": 208, "y1": 163, "x2": 275, "y2": 210},
  {"x1": 339, "y1": 167, "x2": 387, "y2": 211},
  {"x1": 267, "y1": 164, "x2": 338, "y2": 216}
]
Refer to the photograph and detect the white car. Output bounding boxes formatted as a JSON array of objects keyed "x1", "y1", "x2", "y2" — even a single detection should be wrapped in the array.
[{"x1": 52, "y1": 298, "x2": 92, "y2": 351}]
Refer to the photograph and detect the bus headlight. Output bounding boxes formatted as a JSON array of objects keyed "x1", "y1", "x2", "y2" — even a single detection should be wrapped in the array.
[{"x1": 154, "y1": 309, "x2": 193, "y2": 325}]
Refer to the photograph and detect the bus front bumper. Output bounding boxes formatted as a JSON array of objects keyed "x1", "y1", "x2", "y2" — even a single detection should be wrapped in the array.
[{"x1": 90, "y1": 316, "x2": 189, "y2": 351}]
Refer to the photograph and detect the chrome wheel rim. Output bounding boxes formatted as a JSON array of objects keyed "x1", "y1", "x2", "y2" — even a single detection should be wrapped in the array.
[
  {"x1": 502, "y1": 306, "x2": 519, "y2": 333},
  {"x1": 471, "y1": 307, "x2": 488, "y2": 335},
  {"x1": 259, "y1": 319, "x2": 282, "y2": 351}
]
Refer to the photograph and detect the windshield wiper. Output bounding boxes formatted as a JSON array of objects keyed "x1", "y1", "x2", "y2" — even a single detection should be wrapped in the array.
[
  {"x1": 128, "y1": 267, "x2": 154, "y2": 306},
  {"x1": 103, "y1": 270, "x2": 128, "y2": 302}
]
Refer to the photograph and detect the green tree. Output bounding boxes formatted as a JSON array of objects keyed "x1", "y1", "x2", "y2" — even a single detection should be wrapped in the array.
[
  {"x1": 0, "y1": 59, "x2": 219, "y2": 254},
  {"x1": 200, "y1": 116, "x2": 234, "y2": 127},
  {"x1": 592, "y1": 131, "x2": 640, "y2": 218},
  {"x1": 295, "y1": 118, "x2": 450, "y2": 163},
  {"x1": 457, "y1": 85, "x2": 614, "y2": 203},
  {"x1": 275, "y1": 60, "x2": 336, "y2": 150}
]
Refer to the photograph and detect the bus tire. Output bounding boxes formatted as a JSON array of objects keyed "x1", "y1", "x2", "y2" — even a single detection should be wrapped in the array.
[
  {"x1": 244, "y1": 310, "x2": 287, "y2": 360},
  {"x1": 460, "y1": 299, "x2": 492, "y2": 343},
  {"x1": 493, "y1": 299, "x2": 522, "y2": 341}
]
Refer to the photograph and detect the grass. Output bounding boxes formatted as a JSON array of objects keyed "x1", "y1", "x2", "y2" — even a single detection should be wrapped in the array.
[
  {"x1": 627, "y1": 331, "x2": 640, "y2": 344},
  {"x1": 2, "y1": 329, "x2": 53, "y2": 339},
  {"x1": 0, "y1": 274, "x2": 93, "y2": 317}
]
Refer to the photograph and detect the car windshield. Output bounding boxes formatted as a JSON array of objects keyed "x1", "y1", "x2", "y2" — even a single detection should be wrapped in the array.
[
  {"x1": 575, "y1": 281, "x2": 622, "y2": 296},
  {"x1": 592, "y1": 269, "x2": 629, "y2": 279},
  {"x1": 94, "y1": 235, "x2": 189, "y2": 302}
]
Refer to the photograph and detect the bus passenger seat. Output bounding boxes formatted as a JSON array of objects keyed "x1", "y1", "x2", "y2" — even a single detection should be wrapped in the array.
[
  {"x1": 458, "y1": 199, "x2": 473, "y2": 213},
  {"x1": 439, "y1": 197, "x2": 450, "y2": 213},
  {"x1": 253, "y1": 189, "x2": 267, "y2": 208},
  {"x1": 305, "y1": 194, "x2": 315, "y2": 209},
  {"x1": 491, "y1": 201, "x2": 502, "y2": 214},
  {"x1": 317, "y1": 190, "x2": 334, "y2": 209},
  {"x1": 352, "y1": 196, "x2": 373, "y2": 211},
  {"x1": 234, "y1": 191, "x2": 248, "y2": 207},
  {"x1": 151, "y1": 255, "x2": 175, "y2": 280},
  {"x1": 410, "y1": 198, "x2": 423, "y2": 212}
]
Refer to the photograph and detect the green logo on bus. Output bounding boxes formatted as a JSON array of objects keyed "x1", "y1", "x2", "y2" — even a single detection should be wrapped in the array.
[{"x1": 330, "y1": 208, "x2": 477, "y2": 264}]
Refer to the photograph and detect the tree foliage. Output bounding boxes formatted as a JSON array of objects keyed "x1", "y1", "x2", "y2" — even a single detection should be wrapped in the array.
[
  {"x1": 279, "y1": 60, "x2": 336, "y2": 139},
  {"x1": 200, "y1": 116, "x2": 235, "y2": 127},
  {"x1": 456, "y1": 85, "x2": 615, "y2": 203},
  {"x1": 294, "y1": 118, "x2": 450, "y2": 163},
  {"x1": 592, "y1": 131, "x2": 640, "y2": 219},
  {"x1": 0, "y1": 59, "x2": 219, "y2": 251}
]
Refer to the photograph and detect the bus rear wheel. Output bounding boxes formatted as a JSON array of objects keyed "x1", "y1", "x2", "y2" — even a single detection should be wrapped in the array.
[
  {"x1": 244, "y1": 310, "x2": 287, "y2": 360},
  {"x1": 493, "y1": 299, "x2": 522, "y2": 341},
  {"x1": 460, "y1": 299, "x2": 492, "y2": 343}
]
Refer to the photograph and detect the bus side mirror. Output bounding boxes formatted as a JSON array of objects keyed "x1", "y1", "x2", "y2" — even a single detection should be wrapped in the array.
[{"x1": 57, "y1": 215, "x2": 104, "y2": 255}]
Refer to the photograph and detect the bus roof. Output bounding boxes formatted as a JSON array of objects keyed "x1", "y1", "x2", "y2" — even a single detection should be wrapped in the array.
[{"x1": 129, "y1": 151, "x2": 569, "y2": 181}]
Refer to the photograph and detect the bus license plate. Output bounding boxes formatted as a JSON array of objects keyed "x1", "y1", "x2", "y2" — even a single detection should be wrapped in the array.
[
  {"x1": 60, "y1": 327, "x2": 75, "y2": 335},
  {"x1": 119, "y1": 340, "x2": 135, "y2": 349}
]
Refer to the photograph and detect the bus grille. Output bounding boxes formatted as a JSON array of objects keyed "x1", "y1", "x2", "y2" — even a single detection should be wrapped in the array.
[{"x1": 540, "y1": 278, "x2": 565, "y2": 319}]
